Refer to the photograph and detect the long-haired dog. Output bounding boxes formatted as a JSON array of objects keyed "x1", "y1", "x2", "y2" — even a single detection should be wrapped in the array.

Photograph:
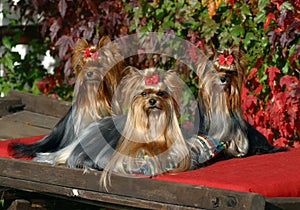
[
  {"x1": 197, "y1": 45, "x2": 285, "y2": 157},
  {"x1": 71, "y1": 37, "x2": 124, "y2": 134},
  {"x1": 100, "y1": 67, "x2": 190, "y2": 188},
  {"x1": 9, "y1": 36, "x2": 125, "y2": 159}
]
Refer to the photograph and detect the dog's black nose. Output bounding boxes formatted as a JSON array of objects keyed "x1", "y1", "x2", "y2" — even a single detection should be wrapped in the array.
[
  {"x1": 220, "y1": 76, "x2": 227, "y2": 84},
  {"x1": 149, "y1": 98, "x2": 156, "y2": 106},
  {"x1": 87, "y1": 71, "x2": 93, "y2": 78}
]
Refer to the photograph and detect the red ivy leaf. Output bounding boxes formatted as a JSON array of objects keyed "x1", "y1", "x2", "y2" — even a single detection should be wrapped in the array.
[
  {"x1": 50, "y1": 19, "x2": 62, "y2": 42},
  {"x1": 187, "y1": 31, "x2": 199, "y2": 43},
  {"x1": 280, "y1": 75, "x2": 299, "y2": 89},
  {"x1": 243, "y1": 94, "x2": 257, "y2": 110},
  {"x1": 273, "y1": 137, "x2": 288, "y2": 147},
  {"x1": 248, "y1": 68, "x2": 257, "y2": 78},
  {"x1": 86, "y1": 0, "x2": 98, "y2": 16},
  {"x1": 241, "y1": 85, "x2": 249, "y2": 102},
  {"x1": 58, "y1": 0, "x2": 67, "y2": 18},
  {"x1": 55, "y1": 35, "x2": 74, "y2": 59},
  {"x1": 289, "y1": 45, "x2": 300, "y2": 65},
  {"x1": 292, "y1": 141, "x2": 300, "y2": 148},
  {"x1": 64, "y1": 58, "x2": 72, "y2": 78},
  {"x1": 256, "y1": 126, "x2": 274, "y2": 143},
  {"x1": 254, "y1": 110, "x2": 268, "y2": 126},
  {"x1": 228, "y1": 0, "x2": 235, "y2": 7},
  {"x1": 265, "y1": 66, "x2": 280, "y2": 90},
  {"x1": 254, "y1": 57, "x2": 263, "y2": 69},
  {"x1": 254, "y1": 84, "x2": 263, "y2": 94},
  {"x1": 295, "y1": 122, "x2": 300, "y2": 137},
  {"x1": 264, "y1": 12, "x2": 276, "y2": 33}
]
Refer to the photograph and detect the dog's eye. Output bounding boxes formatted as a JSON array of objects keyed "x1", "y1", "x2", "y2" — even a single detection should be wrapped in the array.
[
  {"x1": 157, "y1": 91, "x2": 165, "y2": 97},
  {"x1": 220, "y1": 76, "x2": 227, "y2": 84},
  {"x1": 141, "y1": 92, "x2": 148, "y2": 97},
  {"x1": 87, "y1": 71, "x2": 93, "y2": 78}
]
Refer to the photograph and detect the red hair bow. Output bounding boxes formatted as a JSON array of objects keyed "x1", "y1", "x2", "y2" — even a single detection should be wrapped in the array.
[
  {"x1": 145, "y1": 73, "x2": 159, "y2": 85},
  {"x1": 83, "y1": 48, "x2": 98, "y2": 59},
  {"x1": 218, "y1": 54, "x2": 234, "y2": 65}
]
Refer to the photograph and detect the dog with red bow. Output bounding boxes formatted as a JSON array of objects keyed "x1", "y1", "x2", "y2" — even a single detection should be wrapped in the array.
[
  {"x1": 100, "y1": 68, "x2": 191, "y2": 188},
  {"x1": 196, "y1": 45, "x2": 285, "y2": 157},
  {"x1": 9, "y1": 36, "x2": 125, "y2": 160}
]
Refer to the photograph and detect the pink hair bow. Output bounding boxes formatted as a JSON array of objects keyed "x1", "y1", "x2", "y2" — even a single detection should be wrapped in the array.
[
  {"x1": 218, "y1": 54, "x2": 234, "y2": 65},
  {"x1": 83, "y1": 48, "x2": 98, "y2": 59},
  {"x1": 145, "y1": 73, "x2": 159, "y2": 85}
]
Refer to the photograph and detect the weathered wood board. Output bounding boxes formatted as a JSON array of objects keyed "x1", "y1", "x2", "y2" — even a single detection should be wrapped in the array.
[
  {"x1": 0, "y1": 91, "x2": 70, "y2": 140},
  {"x1": 0, "y1": 157, "x2": 265, "y2": 210}
]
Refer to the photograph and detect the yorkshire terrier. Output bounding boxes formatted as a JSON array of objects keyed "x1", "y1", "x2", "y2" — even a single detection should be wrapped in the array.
[
  {"x1": 197, "y1": 45, "x2": 285, "y2": 157},
  {"x1": 100, "y1": 67, "x2": 191, "y2": 188},
  {"x1": 71, "y1": 37, "x2": 124, "y2": 134},
  {"x1": 9, "y1": 36, "x2": 125, "y2": 159},
  {"x1": 57, "y1": 67, "x2": 190, "y2": 188}
]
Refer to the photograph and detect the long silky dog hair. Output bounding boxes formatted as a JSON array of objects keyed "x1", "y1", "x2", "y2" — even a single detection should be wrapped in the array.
[
  {"x1": 9, "y1": 36, "x2": 125, "y2": 158},
  {"x1": 197, "y1": 45, "x2": 249, "y2": 157},
  {"x1": 100, "y1": 67, "x2": 190, "y2": 189},
  {"x1": 197, "y1": 45, "x2": 285, "y2": 157},
  {"x1": 71, "y1": 37, "x2": 124, "y2": 134}
]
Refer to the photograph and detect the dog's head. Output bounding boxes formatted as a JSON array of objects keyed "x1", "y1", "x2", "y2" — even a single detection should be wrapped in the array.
[
  {"x1": 118, "y1": 67, "x2": 182, "y2": 142},
  {"x1": 116, "y1": 67, "x2": 182, "y2": 113},
  {"x1": 197, "y1": 45, "x2": 246, "y2": 114},
  {"x1": 128, "y1": 88, "x2": 180, "y2": 143}
]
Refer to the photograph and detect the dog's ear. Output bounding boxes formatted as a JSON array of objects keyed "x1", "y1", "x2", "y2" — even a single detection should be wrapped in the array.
[
  {"x1": 72, "y1": 38, "x2": 89, "y2": 75},
  {"x1": 164, "y1": 70, "x2": 184, "y2": 103},
  {"x1": 116, "y1": 66, "x2": 144, "y2": 112},
  {"x1": 204, "y1": 41, "x2": 215, "y2": 60},
  {"x1": 98, "y1": 36, "x2": 112, "y2": 48},
  {"x1": 229, "y1": 44, "x2": 247, "y2": 74}
]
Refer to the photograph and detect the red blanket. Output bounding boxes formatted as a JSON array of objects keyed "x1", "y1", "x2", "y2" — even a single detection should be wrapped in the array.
[{"x1": 1, "y1": 135, "x2": 300, "y2": 197}]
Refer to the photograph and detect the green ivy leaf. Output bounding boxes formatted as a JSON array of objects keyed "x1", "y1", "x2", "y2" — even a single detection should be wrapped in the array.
[
  {"x1": 231, "y1": 25, "x2": 245, "y2": 37},
  {"x1": 201, "y1": 17, "x2": 218, "y2": 42},
  {"x1": 162, "y1": 21, "x2": 174, "y2": 28},
  {"x1": 1, "y1": 54, "x2": 14, "y2": 71},
  {"x1": 155, "y1": 8, "x2": 164, "y2": 21},
  {"x1": 282, "y1": 61, "x2": 289, "y2": 74},
  {"x1": 219, "y1": 30, "x2": 232, "y2": 46},
  {"x1": 258, "y1": 0, "x2": 270, "y2": 11},
  {"x1": 0, "y1": 199, "x2": 4, "y2": 207},
  {"x1": 280, "y1": 2, "x2": 294, "y2": 11},
  {"x1": 242, "y1": 32, "x2": 256, "y2": 46},
  {"x1": 254, "y1": 10, "x2": 266, "y2": 23},
  {"x1": 240, "y1": 4, "x2": 251, "y2": 16},
  {"x1": 2, "y1": 36, "x2": 12, "y2": 50},
  {"x1": 259, "y1": 73, "x2": 268, "y2": 83}
]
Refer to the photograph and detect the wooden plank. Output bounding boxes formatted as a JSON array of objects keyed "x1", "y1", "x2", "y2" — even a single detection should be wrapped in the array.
[
  {"x1": 2, "y1": 111, "x2": 60, "y2": 130},
  {"x1": 0, "y1": 177, "x2": 199, "y2": 210},
  {"x1": 266, "y1": 198, "x2": 300, "y2": 210},
  {"x1": 0, "y1": 120, "x2": 49, "y2": 140},
  {"x1": 0, "y1": 97, "x2": 22, "y2": 117},
  {"x1": 0, "y1": 157, "x2": 266, "y2": 210},
  {"x1": 0, "y1": 187, "x2": 110, "y2": 210},
  {"x1": 7, "y1": 199, "x2": 43, "y2": 210},
  {"x1": 8, "y1": 91, "x2": 71, "y2": 118}
]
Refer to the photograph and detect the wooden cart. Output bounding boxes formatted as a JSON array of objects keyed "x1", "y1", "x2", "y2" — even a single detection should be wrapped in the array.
[{"x1": 0, "y1": 91, "x2": 299, "y2": 210}]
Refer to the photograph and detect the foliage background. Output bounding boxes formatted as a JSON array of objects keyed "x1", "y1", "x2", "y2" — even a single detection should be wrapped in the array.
[{"x1": 0, "y1": 0, "x2": 299, "y2": 146}]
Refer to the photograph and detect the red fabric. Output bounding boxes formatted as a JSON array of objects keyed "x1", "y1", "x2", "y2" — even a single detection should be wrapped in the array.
[
  {"x1": 1, "y1": 136, "x2": 300, "y2": 197},
  {"x1": 0, "y1": 135, "x2": 45, "y2": 159},
  {"x1": 154, "y1": 148, "x2": 300, "y2": 197}
]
